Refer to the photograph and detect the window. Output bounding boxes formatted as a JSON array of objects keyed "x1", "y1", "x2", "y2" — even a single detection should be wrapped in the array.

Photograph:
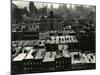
[{"x1": 24, "y1": 67, "x2": 26, "y2": 71}]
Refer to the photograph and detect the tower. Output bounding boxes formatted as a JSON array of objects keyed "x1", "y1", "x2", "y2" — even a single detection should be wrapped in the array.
[{"x1": 50, "y1": 4, "x2": 54, "y2": 30}]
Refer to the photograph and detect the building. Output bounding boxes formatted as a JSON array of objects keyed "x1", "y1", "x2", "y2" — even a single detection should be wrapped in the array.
[
  {"x1": 11, "y1": 30, "x2": 95, "y2": 74},
  {"x1": 11, "y1": 47, "x2": 71, "y2": 74},
  {"x1": 39, "y1": 11, "x2": 64, "y2": 32}
]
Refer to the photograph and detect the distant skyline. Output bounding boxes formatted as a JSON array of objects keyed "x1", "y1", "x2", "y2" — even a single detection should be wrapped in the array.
[
  {"x1": 12, "y1": 0, "x2": 95, "y2": 13},
  {"x1": 12, "y1": 0, "x2": 96, "y2": 6},
  {"x1": 12, "y1": 1, "x2": 76, "y2": 9}
]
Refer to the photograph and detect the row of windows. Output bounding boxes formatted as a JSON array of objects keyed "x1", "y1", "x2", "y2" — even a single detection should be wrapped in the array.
[
  {"x1": 24, "y1": 62, "x2": 42, "y2": 66},
  {"x1": 72, "y1": 64, "x2": 95, "y2": 70},
  {"x1": 23, "y1": 65, "x2": 69, "y2": 71},
  {"x1": 40, "y1": 19, "x2": 63, "y2": 22},
  {"x1": 12, "y1": 35, "x2": 77, "y2": 47},
  {"x1": 24, "y1": 67, "x2": 41, "y2": 71},
  {"x1": 23, "y1": 60, "x2": 70, "y2": 66},
  {"x1": 55, "y1": 60, "x2": 69, "y2": 64}
]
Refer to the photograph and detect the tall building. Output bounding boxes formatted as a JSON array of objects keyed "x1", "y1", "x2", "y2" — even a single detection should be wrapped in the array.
[
  {"x1": 39, "y1": 11, "x2": 64, "y2": 32},
  {"x1": 29, "y1": 2, "x2": 37, "y2": 18},
  {"x1": 12, "y1": 3, "x2": 23, "y2": 24}
]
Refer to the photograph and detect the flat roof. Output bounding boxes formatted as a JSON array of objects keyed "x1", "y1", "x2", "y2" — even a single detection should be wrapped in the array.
[
  {"x1": 43, "y1": 52, "x2": 56, "y2": 62},
  {"x1": 13, "y1": 53, "x2": 27, "y2": 61},
  {"x1": 35, "y1": 49, "x2": 46, "y2": 59},
  {"x1": 62, "y1": 51, "x2": 70, "y2": 58},
  {"x1": 70, "y1": 52, "x2": 96, "y2": 64},
  {"x1": 24, "y1": 49, "x2": 35, "y2": 59},
  {"x1": 23, "y1": 47, "x2": 33, "y2": 51}
]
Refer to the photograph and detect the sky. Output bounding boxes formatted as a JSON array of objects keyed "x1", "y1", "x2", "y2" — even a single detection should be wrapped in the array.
[
  {"x1": 12, "y1": 0, "x2": 95, "y2": 12},
  {"x1": 12, "y1": 1, "x2": 73, "y2": 9}
]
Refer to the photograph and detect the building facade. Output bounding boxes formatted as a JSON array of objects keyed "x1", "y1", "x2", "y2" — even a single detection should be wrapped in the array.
[{"x1": 39, "y1": 11, "x2": 64, "y2": 32}]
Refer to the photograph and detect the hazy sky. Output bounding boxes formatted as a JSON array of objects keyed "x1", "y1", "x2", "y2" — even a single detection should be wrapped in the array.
[
  {"x1": 12, "y1": 1, "x2": 73, "y2": 9},
  {"x1": 12, "y1": 0, "x2": 95, "y2": 12}
]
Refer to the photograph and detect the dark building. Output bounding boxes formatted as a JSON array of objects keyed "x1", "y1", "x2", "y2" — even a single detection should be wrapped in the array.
[
  {"x1": 39, "y1": 11, "x2": 64, "y2": 32},
  {"x1": 29, "y1": 2, "x2": 37, "y2": 18},
  {"x1": 12, "y1": 3, "x2": 23, "y2": 24},
  {"x1": 11, "y1": 48, "x2": 71, "y2": 74}
]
